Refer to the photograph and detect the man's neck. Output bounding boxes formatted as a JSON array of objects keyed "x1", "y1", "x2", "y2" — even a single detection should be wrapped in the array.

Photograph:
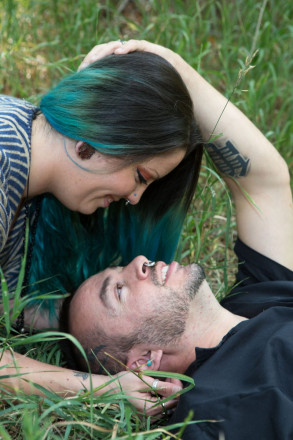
[{"x1": 160, "y1": 282, "x2": 247, "y2": 373}]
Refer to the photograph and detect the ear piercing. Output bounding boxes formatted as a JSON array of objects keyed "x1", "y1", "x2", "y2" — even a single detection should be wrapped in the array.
[
  {"x1": 143, "y1": 261, "x2": 156, "y2": 267},
  {"x1": 146, "y1": 359, "x2": 152, "y2": 366},
  {"x1": 125, "y1": 194, "x2": 137, "y2": 206}
]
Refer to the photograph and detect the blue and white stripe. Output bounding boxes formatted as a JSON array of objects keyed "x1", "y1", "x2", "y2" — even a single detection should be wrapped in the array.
[{"x1": 0, "y1": 95, "x2": 37, "y2": 294}]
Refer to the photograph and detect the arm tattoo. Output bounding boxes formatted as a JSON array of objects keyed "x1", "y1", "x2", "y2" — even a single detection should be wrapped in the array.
[
  {"x1": 74, "y1": 371, "x2": 89, "y2": 381},
  {"x1": 206, "y1": 141, "x2": 250, "y2": 178}
]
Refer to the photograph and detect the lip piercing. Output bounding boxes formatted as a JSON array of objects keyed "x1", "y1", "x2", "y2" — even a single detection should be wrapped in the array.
[{"x1": 143, "y1": 261, "x2": 156, "y2": 267}]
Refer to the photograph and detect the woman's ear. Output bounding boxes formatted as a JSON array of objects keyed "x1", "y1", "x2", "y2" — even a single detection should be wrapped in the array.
[
  {"x1": 75, "y1": 141, "x2": 96, "y2": 160},
  {"x1": 126, "y1": 348, "x2": 163, "y2": 371}
]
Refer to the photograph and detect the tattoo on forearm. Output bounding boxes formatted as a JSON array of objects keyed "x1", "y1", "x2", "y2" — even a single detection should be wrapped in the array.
[
  {"x1": 206, "y1": 141, "x2": 250, "y2": 178},
  {"x1": 74, "y1": 371, "x2": 89, "y2": 381}
]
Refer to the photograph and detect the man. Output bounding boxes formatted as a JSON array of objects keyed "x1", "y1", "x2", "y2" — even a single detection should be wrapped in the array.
[{"x1": 63, "y1": 42, "x2": 293, "y2": 439}]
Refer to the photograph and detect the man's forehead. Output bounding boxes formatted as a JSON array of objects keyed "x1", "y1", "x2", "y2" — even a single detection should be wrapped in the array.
[{"x1": 90, "y1": 265, "x2": 123, "y2": 284}]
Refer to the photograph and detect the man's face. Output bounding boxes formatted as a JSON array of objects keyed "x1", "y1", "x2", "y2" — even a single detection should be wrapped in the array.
[{"x1": 69, "y1": 256, "x2": 205, "y2": 343}]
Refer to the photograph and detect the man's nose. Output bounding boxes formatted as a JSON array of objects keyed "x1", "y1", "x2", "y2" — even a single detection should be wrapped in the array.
[{"x1": 127, "y1": 255, "x2": 153, "y2": 280}]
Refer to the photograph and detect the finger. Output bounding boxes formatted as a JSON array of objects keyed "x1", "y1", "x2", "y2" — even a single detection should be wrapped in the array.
[
  {"x1": 137, "y1": 375, "x2": 182, "y2": 397},
  {"x1": 150, "y1": 380, "x2": 182, "y2": 398},
  {"x1": 114, "y1": 39, "x2": 168, "y2": 58},
  {"x1": 165, "y1": 377, "x2": 183, "y2": 388},
  {"x1": 78, "y1": 40, "x2": 122, "y2": 70},
  {"x1": 114, "y1": 39, "x2": 150, "y2": 55},
  {"x1": 146, "y1": 398, "x2": 179, "y2": 417}
]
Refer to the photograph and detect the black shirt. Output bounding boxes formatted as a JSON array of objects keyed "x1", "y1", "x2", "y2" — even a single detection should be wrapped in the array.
[{"x1": 171, "y1": 239, "x2": 293, "y2": 440}]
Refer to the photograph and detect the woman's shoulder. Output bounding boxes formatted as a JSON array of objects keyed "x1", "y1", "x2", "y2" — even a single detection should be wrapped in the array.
[
  {"x1": 0, "y1": 94, "x2": 37, "y2": 111},
  {"x1": 0, "y1": 95, "x2": 38, "y2": 158},
  {"x1": 0, "y1": 94, "x2": 38, "y2": 131}
]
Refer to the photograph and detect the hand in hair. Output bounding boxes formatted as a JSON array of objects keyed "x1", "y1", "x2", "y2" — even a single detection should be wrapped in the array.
[
  {"x1": 78, "y1": 40, "x2": 182, "y2": 72},
  {"x1": 78, "y1": 40, "x2": 123, "y2": 70}
]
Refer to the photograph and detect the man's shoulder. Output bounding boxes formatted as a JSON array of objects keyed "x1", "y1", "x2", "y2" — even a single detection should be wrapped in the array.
[
  {"x1": 172, "y1": 307, "x2": 293, "y2": 439},
  {"x1": 221, "y1": 238, "x2": 293, "y2": 318}
]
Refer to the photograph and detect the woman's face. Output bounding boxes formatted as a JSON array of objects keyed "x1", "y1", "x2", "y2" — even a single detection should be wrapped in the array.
[{"x1": 55, "y1": 147, "x2": 185, "y2": 214}]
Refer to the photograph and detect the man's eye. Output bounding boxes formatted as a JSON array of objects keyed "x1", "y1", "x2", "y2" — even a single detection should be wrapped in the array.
[
  {"x1": 137, "y1": 169, "x2": 148, "y2": 185},
  {"x1": 116, "y1": 283, "x2": 123, "y2": 301}
]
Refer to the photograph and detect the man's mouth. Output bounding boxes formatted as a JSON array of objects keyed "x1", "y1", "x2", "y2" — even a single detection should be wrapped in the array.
[{"x1": 162, "y1": 265, "x2": 169, "y2": 285}]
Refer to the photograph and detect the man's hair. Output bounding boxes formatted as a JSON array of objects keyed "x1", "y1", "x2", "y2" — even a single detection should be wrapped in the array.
[
  {"x1": 59, "y1": 264, "x2": 206, "y2": 374},
  {"x1": 59, "y1": 293, "x2": 132, "y2": 374}
]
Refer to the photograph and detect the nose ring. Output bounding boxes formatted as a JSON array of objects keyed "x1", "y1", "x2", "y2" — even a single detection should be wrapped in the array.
[{"x1": 143, "y1": 261, "x2": 156, "y2": 267}]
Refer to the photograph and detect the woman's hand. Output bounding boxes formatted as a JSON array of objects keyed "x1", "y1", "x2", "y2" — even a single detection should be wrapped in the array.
[
  {"x1": 78, "y1": 41, "x2": 122, "y2": 70},
  {"x1": 78, "y1": 40, "x2": 183, "y2": 73},
  {"x1": 93, "y1": 370, "x2": 182, "y2": 417},
  {"x1": 0, "y1": 350, "x2": 181, "y2": 418}
]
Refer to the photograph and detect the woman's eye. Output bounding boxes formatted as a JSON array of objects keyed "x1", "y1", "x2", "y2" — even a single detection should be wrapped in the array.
[
  {"x1": 137, "y1": 168, "x2": 148, "y2": 185},
  {"x1": 116, "y1": 283, "x2": 123, "y2": 301}
]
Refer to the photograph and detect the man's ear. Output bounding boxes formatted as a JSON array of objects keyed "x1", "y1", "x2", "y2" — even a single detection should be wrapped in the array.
[
  {"x1": 126, "y1": 348, "x2": 163, "y2": 371},
  {"x1": 75, "y1": 141, "x2": 96, "y2": 160}
]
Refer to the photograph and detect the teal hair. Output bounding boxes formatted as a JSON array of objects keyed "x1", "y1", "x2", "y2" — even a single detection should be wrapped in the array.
[{"x1": 28, "y1": 52, "x2": 203, "y2": 312}]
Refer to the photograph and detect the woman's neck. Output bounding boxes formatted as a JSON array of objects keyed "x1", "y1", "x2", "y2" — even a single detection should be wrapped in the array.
[{"x1": 28, "y1": 115, "x2": 59, "y2": 198}]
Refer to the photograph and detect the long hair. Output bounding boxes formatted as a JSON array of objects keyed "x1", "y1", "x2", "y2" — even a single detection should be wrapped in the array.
[{"x1": 29, "y1": 52, "x2": 203, "y2": 310}]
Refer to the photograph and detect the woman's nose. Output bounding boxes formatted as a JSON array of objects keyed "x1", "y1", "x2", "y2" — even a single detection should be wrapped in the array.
[{"x1": 126, "y1": 186, "x2": 147, "y2": 205}]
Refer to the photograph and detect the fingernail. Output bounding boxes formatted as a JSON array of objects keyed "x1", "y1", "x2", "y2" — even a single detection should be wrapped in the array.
[{"x1": 173, "y1": 386, "x2": 182, "y2": 393}]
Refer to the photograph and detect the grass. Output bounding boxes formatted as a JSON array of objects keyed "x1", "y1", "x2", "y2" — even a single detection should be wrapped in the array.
[{"x1": 0, "y1": 0, "x2": 292, "y2": 437}]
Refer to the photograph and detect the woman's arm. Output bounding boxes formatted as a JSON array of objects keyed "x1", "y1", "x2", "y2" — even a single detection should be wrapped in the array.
[
  {"x1": 1, "y1": 290, "x2": 181, "y2": 414},
  {"x1": 82, "y1": 40, "x2": 293, "y2": 270},
  {"x1": 1, "y1": 295, "x2": 181, "y2": 415},
  {"x1": 0, "y1": 348, "x2": 181, "y2": 415}
]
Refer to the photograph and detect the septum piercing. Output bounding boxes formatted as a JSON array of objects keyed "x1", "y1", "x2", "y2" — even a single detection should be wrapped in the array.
[{"x1": 143, "y1": 261, "x2": 156, "y2": 267}]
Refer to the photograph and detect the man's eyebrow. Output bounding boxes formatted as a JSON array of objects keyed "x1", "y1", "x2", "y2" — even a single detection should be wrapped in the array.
[{"x1": 100, "y1": 276, "x2": 111, "y2": 308}]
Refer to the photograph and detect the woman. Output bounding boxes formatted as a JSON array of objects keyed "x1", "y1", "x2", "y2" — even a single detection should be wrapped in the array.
[
  {"x1": 0, "y1": 47, "x2": 202, "y2": 414},
  {"x1": 1, "y1": 51, "x2": 203, "y2": 327}
]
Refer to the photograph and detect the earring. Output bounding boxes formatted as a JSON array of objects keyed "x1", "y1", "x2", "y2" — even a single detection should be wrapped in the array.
[
  {"x1": 78, "y1": 142, "x2": 95, "y2": 159},
  {"x1": 146, "y1": 359, "x2": 152, "y2": 367},
  {"x1": 125, "y1": 199, "x2": 130, "y2": 206},
  {"x1": 143, "y1": 261, "x2": 156, "y2": 267}
]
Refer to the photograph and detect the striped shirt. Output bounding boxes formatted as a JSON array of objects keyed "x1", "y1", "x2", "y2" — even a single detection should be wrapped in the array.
[{"x1": 0, "y1": 95, "x2": 37, "y2": 295}]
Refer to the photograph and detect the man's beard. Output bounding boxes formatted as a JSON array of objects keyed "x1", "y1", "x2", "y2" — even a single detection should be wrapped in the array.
[
  {"x1": 185, "y1": 263, "x2": 206, "y2": 299},
  {"x1": 133, "y1": 263, "x2": 206, "y2": 347}
]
